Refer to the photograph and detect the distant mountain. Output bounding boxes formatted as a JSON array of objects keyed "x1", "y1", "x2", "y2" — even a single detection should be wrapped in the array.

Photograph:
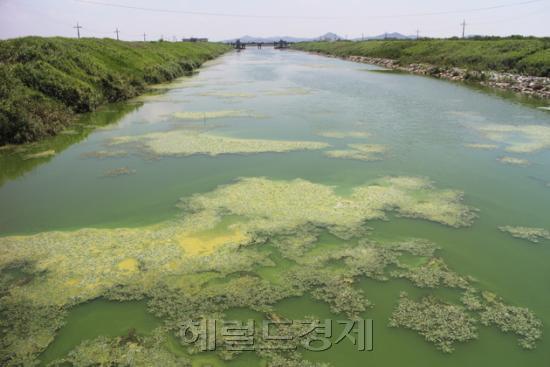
[
  {"x1": 355, "y1": 32, "x2": 416, "y2": 40},
  {"x1": 223, "y1": 33, "x2": 343, "y2": 43},
  {"x1": 316, "y1": 32, "x2": 341, "y2": 41},
  {"x1": 223, "y1": 32, "x2": 414, "y2": 43}
]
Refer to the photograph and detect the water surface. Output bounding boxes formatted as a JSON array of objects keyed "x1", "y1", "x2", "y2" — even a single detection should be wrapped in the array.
[{"x1": 1, "y1": 48, "x2": 549, "y2": 366}]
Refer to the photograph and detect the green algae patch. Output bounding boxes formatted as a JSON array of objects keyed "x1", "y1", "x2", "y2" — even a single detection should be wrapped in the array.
[
  {"x1": 148, "y1": 78, "x2": 205, "y2": 90},
  {"x1": 102, "y1": 167, "x2": 136, "y2": 178},
  {"x1": 499, "y1": 225, "x2": 550, "y2": 243},
  {"x1": 22, "y1": 149, "x2": 56, "y2": 160},
  {"x1": 478, "y1": 292, "x2": 543, "y2": 350},
  {"x1": 51, "y1": 329, "x2": 191, "y2": 367},
  {"x1": 2, "y1": 177, "x2": 539, "y2": 364},
  {"x1": 389, "y1": 292, "x2": 478, "y2": 353},
  {"x1": 0, "y1": 179, "x2": 474, "y2": 314},
  {"x1": 80, "y1": 150, "x2": 128, "y2": 159},
  {"x1": 264, "y1": 87, "x2": 311, "y2": 96},
  {"x1": 177, "y1": 227, "x2": 250, "y2": 257},
  {"x1": 475, "y1": 124, "x2": 550, "y2": 154},
  {"x1": 172, "y1": 110, "x2": 254, "y2": 120},
  {"x1": 316, "y1": 131, "x2": 370, "y2": 139},
  {"x1": 464, "y1": 143, "x2": 499, "y2": 150},
  {"x1": 130, "y1": 94, "x2": 189, "y2": 104},
  {"x1": 181, "y1": 176, "x2": 477, "y2": 233},
  {"x1": 460, "y1": 290, "x2": 543, "y2": 350},
  {"x1": 198, "y1": 91, "x2": 256, "y2": 99},
  {"x1": 109, "y1": 130, "x2": 330, "y2": 157},
  {"x1": 498, "y1": 156, "x2": 530, "y2": 166},
  {"x1": 391, "y1": 257, "x2": 469, "y2": 289},
  {"x1": 324, "y1": 144, "x2": 387, "y2": 161}
]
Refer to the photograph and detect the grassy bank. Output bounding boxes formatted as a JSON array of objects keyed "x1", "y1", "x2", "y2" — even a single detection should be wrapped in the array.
[
  {"x1": 0, "y1": 37, "x2": 231, "y2": 145},
  {"x1": 292, "y1": 38, "x2": 550, "y2": 77}
]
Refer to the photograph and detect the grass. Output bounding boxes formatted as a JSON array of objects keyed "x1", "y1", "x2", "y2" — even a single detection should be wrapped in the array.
[
  {"x1": 292, "y1": 38, "x2": 550, "y2": 77},
  {"x1": 0, "y1": 37, "x2": 231, "y2": 145}
]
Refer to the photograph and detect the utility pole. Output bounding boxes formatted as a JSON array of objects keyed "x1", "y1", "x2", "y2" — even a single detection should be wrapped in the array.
[
  {"x1": 143, "y1": 33, "x2": 146, "y2": 42},
  {"x1": 461, "y1": 20, "x2": 466, "y2": 39},
  {"x1": 416, "y1": 29, "x2": 420, "y2": 40},
  {"x1": 74, "y1": 22, "x2": 82, "y2": 39},
  {"x1": 115, "y1": 28, "x2": 120, "y2": 41}
]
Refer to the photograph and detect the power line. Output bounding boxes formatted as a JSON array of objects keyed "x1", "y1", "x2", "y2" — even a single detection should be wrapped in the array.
[
  {"x1": 72, "y1": 0, "x2": 338, "y2": 20},
  {"x1": 469, "y1": 4, "x2": 548, "y2": 25},
  {"x1": 72, "y1": 0, "x2": 546, "y2": 20},
  {"x1": 376, "y1": 0, "x2": 546, "y2": 18}
]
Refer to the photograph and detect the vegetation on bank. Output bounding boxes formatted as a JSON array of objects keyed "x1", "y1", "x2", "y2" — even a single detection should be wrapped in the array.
[
  {"x1": 0, "y1": 37, "x2": 231, "y2": 145},
  {"x1": 292, "y1": 38, "x2": 550, "y2": 77}
]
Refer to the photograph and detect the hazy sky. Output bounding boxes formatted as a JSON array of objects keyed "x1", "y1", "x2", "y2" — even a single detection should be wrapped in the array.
[{"x1": 1, "y1": 0, "x2": 548, "y2": 41}]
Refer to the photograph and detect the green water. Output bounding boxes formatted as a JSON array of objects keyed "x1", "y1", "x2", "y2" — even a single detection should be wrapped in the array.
[
  {"x1": 1, "y1": 48, "x2": 550, "y2": 366},
  {"x1": 39, "y1": 300, "x2": 160, "y2": 365}
]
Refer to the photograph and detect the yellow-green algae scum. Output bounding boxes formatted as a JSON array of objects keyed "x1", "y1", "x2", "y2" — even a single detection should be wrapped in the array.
[{"x1": 1, "y1": 49, "x2": 550, "y2": 367}]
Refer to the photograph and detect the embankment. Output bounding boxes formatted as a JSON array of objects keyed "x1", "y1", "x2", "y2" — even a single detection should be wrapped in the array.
[
  {"x1": 292, "y1": 39, "x2": 550, "y2": 99},
  {"x1": 0, "y1": 37, "x2": 231, "y2": 145}
]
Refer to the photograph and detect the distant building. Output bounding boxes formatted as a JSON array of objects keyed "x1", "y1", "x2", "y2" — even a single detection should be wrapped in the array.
[{"x1": 182, "y1": 38, "x2": 208, "y2": 42}]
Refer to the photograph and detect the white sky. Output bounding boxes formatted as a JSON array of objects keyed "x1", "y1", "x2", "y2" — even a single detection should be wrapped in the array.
[{"x1": 0, "y1": 0, "x2": 548, "y2": 41}]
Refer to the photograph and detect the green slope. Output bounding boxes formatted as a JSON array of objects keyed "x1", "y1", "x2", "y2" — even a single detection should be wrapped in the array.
[
  {"x1": 0, "y1": 37, "x2": 231, "y2": 144},
  {"x1": 292, "y1": 38, "x2": 550, "y2": 78}
]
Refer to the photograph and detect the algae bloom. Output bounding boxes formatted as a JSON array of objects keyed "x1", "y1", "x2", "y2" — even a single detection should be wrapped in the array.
[
  {"x1": 172, "y1": 110, "x2": 254, "y2": 120},
  {"x1": 324, "y1": 144, "x2": 387, "y2": 161},
  {"x1": 198, "y1": 91, "x2": 256, "y2": 99},
  {"x1": 102, "y1": 167, "x2": 136, "y2": 177},
  {"x1": 499, "y1": 225, "x2": 550, "y2": 243},
  {"x1": 1, "y1": 176, "x2": 543, "y2": 365},
  {"x1": 475, "y1": 124, "x2": 550, "y2": 153},
  {"x1": 389, "y1": 293, "x2": 478, "y2": 353},
  {"x1": 264, "y1": 87, "x2": 311, "y2": 96},
  {"x1": 109, "y1": 130, "x2": 330, "y2": 157},
  {"x1": 498, "y1": 156, "x2": 530, "y2": 166},
  {"x1": 316, "y1": 131, "x2": 370, "y2": 139},
  {"x1": 22, "y1": 149, "x2": 56, "y2": 160},
  {"x1": 464, "y1": 143, "x2": 499, "y2": 150}
]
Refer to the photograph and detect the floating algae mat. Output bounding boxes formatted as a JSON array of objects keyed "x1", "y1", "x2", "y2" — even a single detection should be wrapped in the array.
[
  {"x1": 264, "y1": 87, "x2": 312, "y2": 96},
  {"x1": 498, "y1": 156, "x2": 530, "y2": 166},
  {"x1": 172, "y1": 110, "x2": 255, "y2": 120},
  {"x1": 0, "y1": 177, "x2": 540, "y2": 364},
  {"x1": 1, "y1": 47, "x2": 550, "y2": 367},
  {"x1": 499, "y1": 226, "x2": 550, "y2": 243},
  {"x1": 473, "y1": 123, "x2": 550, "y2": 153},
  {"x1": 325, "y1": 144, "x2": 387, "y2": 161},
  {"x1": 317, "y1": 131, "x2": 371, "y2": 139},
  {"x1": 22, "y1": 149, "x2": 56, "y2": 160},
  {"x1": 109, "y1": 130, "x2": 330, "y2": 157},
  {"x1": 198, "y1": 91, "x2": 256, "y2": 99},
  {"x1": 464, "y1": 143, "x2": 499, "y2": 150}
]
